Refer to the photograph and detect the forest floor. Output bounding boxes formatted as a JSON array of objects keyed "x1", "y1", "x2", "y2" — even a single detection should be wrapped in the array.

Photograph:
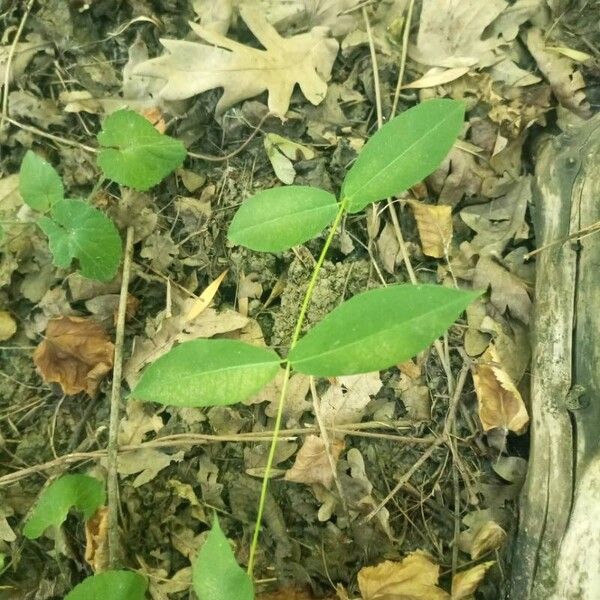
[{"x1": 0, "y1": 1, "x2": 599, "y2": 599}]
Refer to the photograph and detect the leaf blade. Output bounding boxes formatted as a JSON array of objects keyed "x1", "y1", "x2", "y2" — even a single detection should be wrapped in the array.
[
  {"x1": 228, "y1": 186, "x2": 338, "y2": 252},
  {"x1": 38, "y1": 199, "x2": 122, "y2": 282},
  {"x1": 65, "y1": 570, "x2": 147, "y2": 600},
  {"x1": 288, "y1": 285, "x2": 480, "y2": 376},
  {"x1": 193, "y1": 516, "x2": 254, "y2": 600},
  {"x1": 342, "y1": 99, "x2": 465, "y2": 213},
  {"x1": 19, "y1": 151, "x2": 64, "y2": 212},
  {"x1": 97, "y1": 109, "x2": 186, "y2": 191},
  {"x1": 132, "y1": 339, "x2": 281, "y2": 407},
  {"x1": 23, "y1": 474, "x2": 105, "y2": 539}
]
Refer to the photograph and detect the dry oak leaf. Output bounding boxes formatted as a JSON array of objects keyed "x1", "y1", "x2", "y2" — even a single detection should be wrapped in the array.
[
  {"x1": 473, "y1": 345, "x2": 529, "y2": 434},
  {"x1": 358, "y1": 552, "x2": 450, "y2": 600},
  {"x1": 134, "y1": 5, "x2": 339, "y2": 117},
  {"x1": 284, "y1": 434, "x2": 344, "y2": 489},
  {"x1": 451, "y1": 561, "x2": 495, "y2": 599},
  {"x1": 473, "y1": 256, "x2": 532, "y2": 324},
  {"x1": 412, "y1": 0, "x2": 511, "y2": 68},
  {"x1": 407, "y1": 200, "x2": 453, "y2": 258},
  {"x1": 34, "y1": 316, "x2": 114, "y2": 397},
  {"x1": 525, "y1": 28, "x2": 591, "y2": 119}
]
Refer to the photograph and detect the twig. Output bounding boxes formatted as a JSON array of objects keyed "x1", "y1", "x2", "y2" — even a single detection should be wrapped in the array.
[
  {"x1": 310, "y1": 377, "x2": 348, "y2": 515},
  {"x1": 391, "y1": 0, "x2": 416, "y2": 117},
  {"x1": 0, "y1": 0, "x2": 35, "y2": 130},
  {"x1": 187, "y1": 112, "x2": 271, "y2": 162},
  {"x1": 1, "y1": 115, "x2": 98, "y2": 153},
  {"x1": 106, "y1": 226, "x2": 134, "y2": 569},
  {"x1": 362, "y1": 8, "x2": 383, "y2": 128},
  {"x1": 365, "y1": 436, "x2": 446, "y2": 522},
  {"x1": 0, "y1": 420, "x2": 417, "y2": 487},
  {"x1": 366, "y1": 365, "x2": 470, "y2": 520}
]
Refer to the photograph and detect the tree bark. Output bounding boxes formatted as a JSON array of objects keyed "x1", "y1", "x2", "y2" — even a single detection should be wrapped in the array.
[{"x1": 510, "y1": 113, "x2": 600, "y2": 599}]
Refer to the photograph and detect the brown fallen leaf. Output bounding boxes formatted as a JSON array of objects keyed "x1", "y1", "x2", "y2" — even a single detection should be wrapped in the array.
[
  {"x1": 34, "y1": 316, "x2": 114, "y2": 396},
  {"x1": 407, "y1": 200, "x2": 453, "y2": 258},
  {"x1": 471, "y1": 520, "x2": 507, "y2": 560},
  {"x1": 526, "y1": 28, "x2": 591, "y2": 118},
  {"x1": 451, "y1": 561, "x2": 495, "y2": 599},
  {"x1": 358, "y1": 552, "x2": 450, "y2": 600},
  {"x1": 284, "y1": 435, "x2": 344, "y2": 489},
  {"x1": 473, "y1": 257, "x2": 532, "y2": 324},
  {"x1": 473, "y1": 344, "x2": 529, "y2": 434},
  {"x1": 85, "y1": 506, "x2": 109, "y2": 572},
  {"x1": 135, "y1": 5, "x2": 339, "y2": 117}
]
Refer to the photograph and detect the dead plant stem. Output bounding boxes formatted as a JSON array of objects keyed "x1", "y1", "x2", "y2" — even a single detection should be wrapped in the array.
[
  {"x1": 107, "y1": 226, "x2": 134, "y2": 569},
  {"x1": 0, "y1": 0, "x2": 35, "y2": 131}
]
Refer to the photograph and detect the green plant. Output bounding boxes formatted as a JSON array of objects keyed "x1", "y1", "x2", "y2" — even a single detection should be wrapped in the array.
[
  {"x1": 132, "y1": 98, "x2": 479, "y2": 598},
  {"x1": 18, "y1": 109, "x2": 185, "y2": 282}
]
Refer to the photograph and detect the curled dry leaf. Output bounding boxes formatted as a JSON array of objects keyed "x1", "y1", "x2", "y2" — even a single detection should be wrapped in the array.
[
  {"x1": 85, "y1": 506, "x2": 109, "y2": 572},
  {"x1": 407, "y1": 200, "x2": 453, "y2": 258},
  {"x1": 473, "y1": 344, "x2": 529, "y2": 434},
  {"x1": 284, "y1": 434, "x2": 344, "y2": 489},
  {"x1": 33, "y1": 316, "x2": 114, "y2": 397},
  {"x1": 358, "y1": 552, "x2": 450, "y2": 600},
  {"x1": 471, "y1": 520, "x2": 507, "y2": 560},
  {"x1": 526, "y1": 28, "x2": 591, "y2": 118},
  {"x1": 451, "y1": 561, "x2": 495, "y2": 599}
]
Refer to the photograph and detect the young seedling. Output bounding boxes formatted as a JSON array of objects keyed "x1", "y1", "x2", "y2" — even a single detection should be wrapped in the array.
[
  {"x1": 133, "y1": 98, "x2": 479, "y2": 598},
  {"x1": 17, "y1": 109, "x2": 185, "y2": 282}
]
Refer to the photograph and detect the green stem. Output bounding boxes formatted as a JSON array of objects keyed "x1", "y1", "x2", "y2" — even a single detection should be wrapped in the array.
[{"x1": 247, "y1": 196, "x2": 349, "y2": 576}]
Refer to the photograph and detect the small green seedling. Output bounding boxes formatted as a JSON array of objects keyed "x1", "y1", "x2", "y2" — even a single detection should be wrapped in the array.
[
  {"x1": 18, "y1": 109, "x2": 185, "y2": 282},
  {"x1": 133, "y1": 98, "x2": 479, "y2": 598},
  {"x1": 23, "y1": 473, "x2": 105, "y2": 539}
]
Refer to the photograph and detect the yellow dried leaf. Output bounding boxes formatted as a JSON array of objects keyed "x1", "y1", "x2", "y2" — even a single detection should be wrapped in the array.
[
  {"x1": 186, "y1": 269, "x2": 228, "y2": 322},
  {"x1": 407, "y1": 201, "x2": 453, "y2": 258},
  {"x1": 471, "y1": 521, "x2": 506, "y2": 560},
  {"x1": 451, "y1": 561, "x2": 494, "y2": 599},
  {"x1": 0, "y1": 310, "x2": 17, "y2": 341},
  {"x1": 85, "y1": 506, "x2": 109, "y2": 572},
  {"x1": 473, "y1": 345, "x2": 529, "y2": 433},
  {"x1": 358, "y1": 552, "x2": 450, "y2": 600},
  {"x1": 404, "y1": 67, "x2": 470, "y2": 89},
  {"x1": 34, "y1": 316, "x2": 114, "y2": 397},
  {"x1": 284, "y1": 435, "x2": 344, "y2": 489}
]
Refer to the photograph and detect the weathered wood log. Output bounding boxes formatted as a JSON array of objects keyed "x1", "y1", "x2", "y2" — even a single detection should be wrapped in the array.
[{"x1": 510, "y1": 113, "x2": 600, "y2": 599}]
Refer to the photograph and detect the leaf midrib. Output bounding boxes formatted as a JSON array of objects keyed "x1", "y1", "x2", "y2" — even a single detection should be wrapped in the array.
[
  {"x1": 346, "y1": 105, "x2": 461, "y2": 205},
  {"x1": 290, "y1": 293, "x2": 472, "y2": 368}
]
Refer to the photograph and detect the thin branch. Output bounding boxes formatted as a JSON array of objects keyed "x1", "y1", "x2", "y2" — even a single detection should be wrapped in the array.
[
  {"x1": 0, "y1": 0, "x2": 36, "y2": 130},
  {"x1": 107, "y1": 226, "x2": 134, "y2": 569}
]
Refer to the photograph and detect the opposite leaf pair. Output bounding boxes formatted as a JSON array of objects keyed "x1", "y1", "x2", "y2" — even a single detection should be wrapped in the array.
[{"x1": 132, "y1": 99, "x2": 477, "y2": 409}]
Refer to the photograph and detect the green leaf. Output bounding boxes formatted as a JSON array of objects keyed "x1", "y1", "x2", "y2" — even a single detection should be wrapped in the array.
[
  {"x1": 193, "y1": 516, "x2": 254, "y2": 600},
  {"x1": 37, "y1": 199, "x2": 122, "y2": 282},
  {"x1": 97, "y1": 109, "x2": 186, "y2": 190},
  {"x1": 288, "y1": 284, "x2": 480, "y2": 376},
  {"x1": 65, "y1": 570, "x2": 147, "y2": 600},
  {"x1": 23, "y1": 474, "x2": 105, "y2": 539},
  {"x1": 132, "y1": 339, "x2": 281, "y2": 407},
  {"x1": 19, "y1": 150, "x2": 64, "y2": 212},
  {"x1": 342, "y1": 99, "x2": 465, "y2": 213},
  {"x1": 228, "y1": 186, "x2": 338, "y2": 252}
]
